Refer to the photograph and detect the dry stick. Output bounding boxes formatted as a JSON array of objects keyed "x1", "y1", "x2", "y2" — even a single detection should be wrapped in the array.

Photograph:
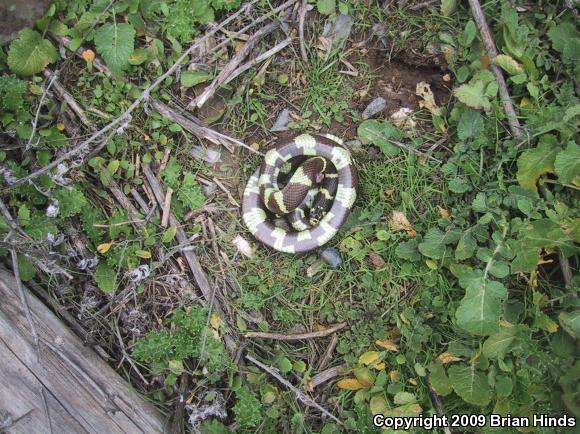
[
  {"x1": 150, "y1": 99, "x2": 262, "y2": 155},
  {"x1": 467, "y1": 0, "x2": 522, "y2": 138},
  {"x1": 246, "y1": 355, "x2": 342, "y2": 424},
  {"x1": 298, "y1": 0, "x2": 309, "y2": 63},
  {"x1": 2, "y1": 1, "x2": 257, "y2": 193},
  {"x1": 223, "y1": 37, "x2": 292, "y2": 87},
  {"x1": 429, "y1": 385, "x2": 453, "y2": 434},
  {"x1": 190, "y1": 20, "x2": 280, "y2": 108},
  {"x1": 317, "y1": 334, "x2": 339, "y2": 370},
  {"x1": 245, "y1": 322, "x2": 347, "y2": 341},
  {"x1": 310, "y1": 365, "x2": 346, "y2": 389},
  {"x1": 388, "y1": 139, "x2": 442, "y2": 163},
  {"x1": 28, "y1": 72, "x2": 59, "y2": 148},
  {"x1": 141, "y1": 163, "x2": 237, "y2": 355},
  {"x1": 43, "y1": 69, "x2": 93, "y2": 129},
  {"x1": 161, "y1": 188, "x2": 173, "y2": 228}
]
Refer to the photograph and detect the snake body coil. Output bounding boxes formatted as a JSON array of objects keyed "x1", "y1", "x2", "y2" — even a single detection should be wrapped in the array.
[{"x1": 242, "y1": 133, "x2": 357, "y2": 253}]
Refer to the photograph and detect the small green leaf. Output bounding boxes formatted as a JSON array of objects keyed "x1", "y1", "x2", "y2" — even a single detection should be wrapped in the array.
[
  {"x1": 358, "y1": 120, "x2": 402, "y2": 156},
  {"x1": 181, "y1": 71, "x2": 213, "y2": 87},
  {"x1": 454, "y1": 81, "x2": 491, "y2": 111},
  {"x1": 94, "y1": 262, "x2": 117, "y2": 294},
  {"x1": 554, "y1": 142, "x2": 580, "y2": 185},
  {"x1": 428, "y1": 361, "x2": 452, "y2": 396},
  {"x1": 277, "y1": 357, "x2": 292, "y2": 374},
  {"x1": 162, "y1": 226, "x2": 177, "y2": 243},
  {"x1": 317, "y1": 0, "x2": 335, "y2": 15},
  {"x1": 482, "y1": 326, "x2": 518, "y2": 359},
  {"x1": 128, "y1": 48, "x2": 148, "y2": 65},
  {"x1": 440, "y1": 0, "x2": 457, "y2": 17},
  {"x1": 492, "y1": 54, "x2": 524, "y2": 75},
  {"x1": 516, "y1": 136, "x2": 561, "y2": 190}
]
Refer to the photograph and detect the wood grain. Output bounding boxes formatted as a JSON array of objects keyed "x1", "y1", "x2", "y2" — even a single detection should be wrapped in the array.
[{"x1": 0, "y1": 266, "x2": 166, "y2": 433}]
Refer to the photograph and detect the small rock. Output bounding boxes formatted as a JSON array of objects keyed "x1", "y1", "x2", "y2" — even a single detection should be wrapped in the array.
[
  {"x1": 362, "y1": 97, "x2": 386, "y2": 119},
  {"x1": 270, "y1": 109, "x2": 290, "y2": 132},
  {"x1": 320, "y1": 247, "x2": 343, "y2": 268},
  {"x1": 321, "y1": 14, "x2": 354, "y2": 50}
]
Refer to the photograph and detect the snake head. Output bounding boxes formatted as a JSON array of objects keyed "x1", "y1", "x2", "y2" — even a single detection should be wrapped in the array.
[
  {"x1": 309, "y1": 205, "x2": 325, "y2": 226},
  {"x1": 315, "y1": 172, "x2": 325, "y2": 184}
]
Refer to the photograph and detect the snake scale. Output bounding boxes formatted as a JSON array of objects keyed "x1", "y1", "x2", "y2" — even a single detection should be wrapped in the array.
[{"x1": 242, "y1": 133, "x2": 357, "y2": 253}]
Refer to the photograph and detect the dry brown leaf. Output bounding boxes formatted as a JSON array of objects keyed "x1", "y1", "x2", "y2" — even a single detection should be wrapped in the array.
[
  {"x1": 416, "y1": 81, "x2": 441, "y2": 116},
  {"x1": 481, "y1": 55, "x2": 490, "y2": 70},
  {"x1": 437, "y1": 206, "x2": 451, "y2": 221},
  {"x1": 81, "y1": 49, "x2": 95, "y2": 62},
  {"x1": 367, "y1": 252, "x2": 385, "y2": 269},
  {"x1": 97, "y1": 242, "x2": 112, "y2": 254},
  {"x1": 336, "y1": 378, "x2": 367, "y2": 390},
  {"x1": 390, "y1": 210, "x2": 417, "y2": 237},
  {"x1": 375, "y1": 339, "x2": 399, "y2": 352},
  {"x1": 437, "y1": 352, "x2": 462, "y2": 364}
]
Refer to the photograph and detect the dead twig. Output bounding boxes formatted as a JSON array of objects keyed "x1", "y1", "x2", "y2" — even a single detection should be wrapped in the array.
[
  {"x1": 467, "y1": 0, "x2": 522, "y2": 138},
  {"x1": 299, "y1": 0, "x2": 309, "y2": 63},
  {"x1": 317, "y1": 334, "x2": 338, "y2": 370},
  {"x1": 10, "y1": 248, "x2": 39, "y2": 351},
  {"x1": 245, "y1": 322, "x2": 347, "y2": 341},
  {"x1": 388, "y1": 139, "x2": 442, "y2": 163},
  {"x1": 189, "y1": 20, "x2": 280, "y2": 109},
  {"x1": 161, "y1": 188, "x2": 173, "y2": 228},
  {"x1": 429, "y1": 385, "x2": 453, "y2": 434},
  {"x1": 43, "y1": 69, "x2": 93, "y2": 129},
  {"x1": 28, "y1": 72, "x2": 59, "y2": 148},
  {"x1": 246, "y1": 355, "x2": 342, "y2": 424},
  {"x1": 310, "y1": 365, "x2": 346, "y2": 389}
]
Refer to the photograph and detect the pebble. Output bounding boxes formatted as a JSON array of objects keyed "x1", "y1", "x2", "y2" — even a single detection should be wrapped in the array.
[
  {"x1": 320, "y1": 247, "x2": 343, "y2": 268},
  {"x1": 362, "y1": 97, "x2": 386, "y2": 119}
]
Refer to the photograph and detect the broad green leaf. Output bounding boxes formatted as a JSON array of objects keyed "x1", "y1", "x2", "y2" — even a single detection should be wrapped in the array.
[
  {"x1": 357, "y1": 120, "x2": 401, "y2": 156},
  {"x1": 516, "y1": 137, "x2": 561, "y2": 190},
  {"x1": 483, "y1": 326, "x2": 518, "y2": 358},
  {"x1": 440, "y1": 0, "x2": 457, "y2": 17},
  {"x1": 455, "y1": 270, "x2": 507, "y2": 336},
  {"x1": 7, "y1": 29, "x2": 58, "y2": 76},
  {"x1": 455, "y1": 231, "x2": 476, "y2": 260},
  {"x1": 492, "y1": 54, "x2": 524, "y2": 75},
  {"x1": 418, "y1": 228, "x2": 460, "y2": 259},
  {"x1": 547, "y1": 22, "x2": 580, "y2": 53},
  {"x1": 448, "y1": 364, "x2": 491, "y2": 406},
  {"x1": 559, "y1": 311, "x2": 580, "y2": 339},
  {"x1": 428, "y1": 361, "x2": 452, "y2": 396},
  {"x1": 94, "y1": 262, "x2": 117, "y2": 294},
  {"x1": 94, "y1": 23, "x2": 135, "y2": 74},
  {"x1": 457, "y1": 109, "x2": 484, "y2": 140},
  {"x1": 554, "y1": 142, "x2": 580, "y2": 184},
  {"x1": 317, "y1": 0, "x2": 335, "y2": 15},
  {"x1": 181, "y1": 71, "x2": 213, "y2": 87},
  {"x1": 395, "y1": 239, "x2": 421, "y2": 262},
  {"x1": 454, "y1": 81, "x2": 491, "y2": 111},
  {"x1": 495, "y1": 375, "x2": 513, "y2": 398},
  {"x1": 393, "y1": 391, "x2": 416, "y2": 405}
]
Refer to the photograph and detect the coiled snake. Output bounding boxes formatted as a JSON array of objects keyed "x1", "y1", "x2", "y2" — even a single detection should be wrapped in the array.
[{"x1": 242, "y1": 133, "x2": 357, "y2": 253}]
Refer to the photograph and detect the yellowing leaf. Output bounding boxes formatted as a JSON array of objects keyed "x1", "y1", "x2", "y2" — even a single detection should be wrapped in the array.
[
  {"x1": 97, "y1": 242, "x2": 112, "y2": 254},
  {"x1": 372, "y1": 362, "x2": 386, "y2": 370},
  {"x1": 416, "y1": 81, "x2": 441, "y2": 116},
  {"x1": 369, "y1": 395, "x2": 388, "y2": 415},
  {"x1": 389, "y1": 370, "x2": 401, "y2": 381},
  {"x1": 359, "y1": 351, "x2": 380, "y2": 366},
  {"x1": 56, "y1": 122, "x2": 65, "y2": 131},
  {"x1": 250, "y1": 142, "x2": 260, "y2": 151},
  {"x1": 492, "y1": 54, "x2": 524, "y2": 75},
  {"x1": 337, "y1": 378, "x2": 366, "y2": 390},
  {"x1": 353, "y1": 368, "x2": 374, "y2": 388},
  {"x1": 82, "y1": 49, "x2": 95, "y2": 62},
  {"x1": 408, "y1": 378, "x2": 418, "y2": 385},
  {"x1": 135, "y1": 250, "x2": 152, "y2": 259},
  {"x1": 390, "y1": 210, "x2": 417, "y2": 237},
  {"x1": 210, "y1": 312, "x2": 221, "y2": 330},
  {"x1": 375, "y1": 339, "x2": 399, "y2": 352},
  {"x1": 437, "y1": 351, "x2": 462, "y2": 364},
  {"x1": 437, "y1": 206, "x2": 451, "y2": 220}
]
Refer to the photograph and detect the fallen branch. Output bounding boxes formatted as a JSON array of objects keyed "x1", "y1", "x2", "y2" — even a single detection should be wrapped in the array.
[
  {"x1": 429, "y1": 385, "x2": 453, "y2": 434},
  {"x1": 299, "y1": 0, "x2": 309, "y2": 63},
  {"x1": 189, "y1": 20, "x2": 280, "y2": 109},
  {"x1": 1, "y1": 0, "x2": 258, "y2": 193},
  {"x1": 246, "y1": 355, "x2": 342, "y2": 424},
  {"x1": 150, "y1": 99, "x2": 262, "y2": 155},
  {"x1": 224, "y1": 37, "x2": 292, "y2": 88},
  {"x1": 467, "y1": 0, "x2": 522, "y2": 138},
  {"x1": 43, "y1": 69, "x2": 93, "y2": 129},
  {"x1": 245, "y1": 322, "x2": 347, "y2": 341},
  {"x1": 27, "y1": 72, "x2": 58, "y2": 148}
]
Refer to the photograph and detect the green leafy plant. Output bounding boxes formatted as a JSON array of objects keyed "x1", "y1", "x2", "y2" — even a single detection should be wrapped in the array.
[{"x1": 7, "y1": 29, "x2": 59, "y2": 76}]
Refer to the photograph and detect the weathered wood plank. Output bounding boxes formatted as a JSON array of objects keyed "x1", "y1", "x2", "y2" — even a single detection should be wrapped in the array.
[{"x1": 0, "y1": 266, "x2": 167, "y2": 433}]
